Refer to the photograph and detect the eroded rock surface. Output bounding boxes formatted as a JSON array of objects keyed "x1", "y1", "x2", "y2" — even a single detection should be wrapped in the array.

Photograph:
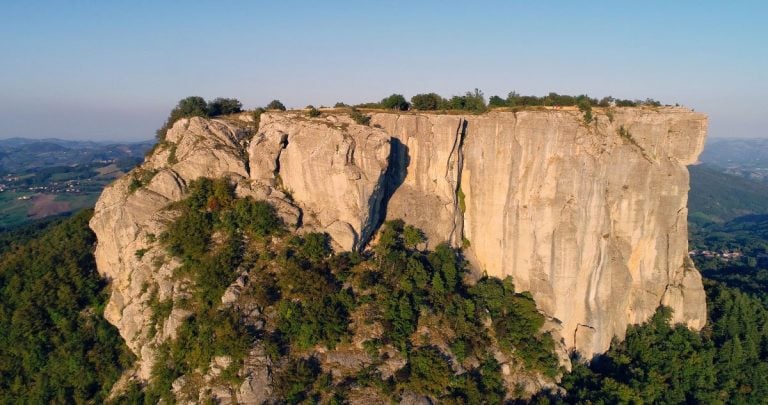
[
  {"x1": 249, "y1": 113, "x2": 391, "y2": 250},
  {"x1": 91, "y1": 107, "x2": 708, "y2": 396}
]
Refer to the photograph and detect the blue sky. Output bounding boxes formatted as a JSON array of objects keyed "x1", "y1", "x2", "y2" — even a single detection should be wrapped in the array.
[{"x1": 0, "y1": 1, "x2": 766, "y2": 141}]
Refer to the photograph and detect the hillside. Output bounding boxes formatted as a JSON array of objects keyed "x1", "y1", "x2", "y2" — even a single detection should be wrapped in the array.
[
  {"x1": 0, "y1": 138, "x2": 151, "y2": 229},
  {"x1": 688, "y1": 163, "x2": 768, "y2": 224}
]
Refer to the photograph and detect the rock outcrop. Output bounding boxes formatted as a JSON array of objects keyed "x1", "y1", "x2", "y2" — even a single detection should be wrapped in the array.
[
  {"x1": 91, "y1": 106, "x2": 707, "y2": 388},
  {"x1": 249, "y1": 113, "x2": 391, "y2": 250}
]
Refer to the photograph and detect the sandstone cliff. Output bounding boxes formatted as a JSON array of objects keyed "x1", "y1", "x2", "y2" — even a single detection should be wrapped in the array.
[{"x1": 91, "y1": 106, "x2": 707, "y2": 389}]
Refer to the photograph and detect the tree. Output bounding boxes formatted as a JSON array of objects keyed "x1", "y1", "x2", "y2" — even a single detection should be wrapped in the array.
[
  {"x1": 410, "y1": 93, "x2": 444, "y2": 110},
  {"x1": 488, "y1": 95, "x2": 507, "y2": 107},
  {"x1": 381, "y1": 94, "x2": 410, "y2": 111},
  {"x1": 207, "y1": 98, "x2": 242, "y2": 116},
  {"x1": 175, "y1": 96, "x2": 209, "y2": 117},
  {"x1": 267, "y1": 99, "x2": 287, "y2": 111},
  {"x1": 155, "y1": 96, "x2": 210, "y2": 141},
  {"x1": 448, "y1": 89, "x2": 487, "y2": 113}
]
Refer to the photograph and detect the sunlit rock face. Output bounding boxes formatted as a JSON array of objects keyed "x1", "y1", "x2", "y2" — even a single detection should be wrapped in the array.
[
  {"x1": 91, "y1": 106, "x2": 707, "y2": 377},
  {"x1": 371, "y1": 108, "x2": 707, "y2": 357}
]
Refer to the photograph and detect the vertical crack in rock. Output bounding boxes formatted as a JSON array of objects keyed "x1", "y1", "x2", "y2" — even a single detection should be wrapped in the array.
[
  {"x1": 273, "y1": 133, "x2": 289, "y2": 177},
  {"x1": 447, "y1": 118, "x2": 468, "y2": 245}
]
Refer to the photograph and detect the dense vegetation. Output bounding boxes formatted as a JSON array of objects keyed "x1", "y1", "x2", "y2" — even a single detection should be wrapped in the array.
[
  {"x1": 121, "y1": 178, "x2": 560, "y2": 402},
  {"x1": 354, "y1": 90, "x2": 665, "y2": 114},
  {"x1": 689, "y1": 164, "x2": 768, "y2": 225},
  {"x1": 548, "y1": 281, "x2": 768, "y2": 403},
  {"x1": 544, "y1": 164, "x2": 768, "y2": 403},
  {"x1": 0, "y1": 210, "x2": 133, "y2": 403}
]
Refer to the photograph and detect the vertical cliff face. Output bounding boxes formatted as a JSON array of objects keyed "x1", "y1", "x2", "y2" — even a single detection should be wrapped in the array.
[
  {"x1": 91, "y1": 107, "x2": 707, "y2": 379},
  {"x1": 370, "y1": 108, "x2": 707, "y2": 356}
]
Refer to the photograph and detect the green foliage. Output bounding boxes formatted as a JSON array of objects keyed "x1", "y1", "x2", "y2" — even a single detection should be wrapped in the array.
[
  {"x1": 146, "y1": 177, "x2": 287, "y2": 399},
  {"x1": 127, "y1": 168, "x2": 157, "y2": 193},
  {"x1": 273, "y1": 357, "x2": 322, "y2": 403},
  {"x1": 349, "y1": 107, "x2": 371, "y2": 125},
  {"x1": 555, "y1": 281, "x2": 768, "y2": 403},
  {"x1": 688, "y1": 164, "x2": 768, "y2": 225},
  {"x1": 156, "y1": 96, "x2": 209, "y2": 142},
  {"x1": 307, "y1": 105, "x2": 322, "y2": 117},
  {"x1": 207, "y1": 97, "x2": 243, "y2": 116},
  {"x1": 398, "y1": 346, "x2": 453, "y2": 397},
  {"x1": 447, "y1": 88, "x2": 487, "y2": 113},
  {"x1": 0, "y1": 210, "x2": 134, "y2": 402},
  {"x1": 251, "y1": 107, "x2": 266, "y2": 128},
  {"x1": 410, "y1": 93, "x2": 444, "y2": 111},
  {"x1": 403, "y1": 225, "x2": 426, "y2": 249},
  {"x1": 267, "y1": 99, "x2": 287, "y2": 111},
  {"x1": 578, "y1": 98, "x2": 593, "y2": 124},
  {"x1": 365, "y1": 220, "x2": 559, "y2": 382},
  {"x1": 381, "y1": 94, "x2": 410, "y2": 111}
]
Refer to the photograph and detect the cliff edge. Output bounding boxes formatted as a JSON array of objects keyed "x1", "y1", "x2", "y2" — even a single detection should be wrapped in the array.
[{"x1": 90, "y1": 106, "x2": 707, "y2": 379}]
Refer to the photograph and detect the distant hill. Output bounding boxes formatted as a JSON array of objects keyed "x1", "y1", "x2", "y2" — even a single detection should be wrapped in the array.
[
  {"x1": 0, "y1": 138, "x2": 153, "y2": 172},
  {"x1": 0, "y1": 138, "x2": 153, "y2": 229},
  {"x1": 699, "y1": 138, "x2": 768, "y2": 184},
  {"x1": 700, "y1": 138, "x2": 768, "y2": 168},
  {"x1": 688, "y1": 163, "x2": 768, "y2": 225}
]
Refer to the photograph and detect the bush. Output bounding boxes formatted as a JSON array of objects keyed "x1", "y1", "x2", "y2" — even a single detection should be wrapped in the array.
[
  {"x1": 448, "y1": 89, "x2": 487, "y2": 113},
  {"x1": 307, "y1": 106, "x2": 322, "y2": 117},
  {"x1": 349, "y1": 108, "x2": 371, "y2": 125},
  {"x1": 156, "y1": 96, "x2": 209, "y2": 141},
  {"x1": 578, "y1": 99, "x2": 593, "y2": 124},
  {"x1": 155, "y1": 96, "x2": 243, "y2": 142},
  {"x1": 381, "y1": 94, "x2": 410, "y2": 111},
  {"x1": 267, "y1": 100, "x2": 287, "y2": 111},
  {"x1": 398, "y1": 346, "x2": 454, "y2": 397},
  {"x1": 207, "y1": 98, "x2": 243, "y2": 116},
  {"x1": 410, "y1": 93, "x2": 444, "y2": 111}
]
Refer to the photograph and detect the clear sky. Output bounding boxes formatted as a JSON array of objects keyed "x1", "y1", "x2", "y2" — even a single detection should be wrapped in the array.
[{"x1": 0, "y1": 1, "x2": 766, "y2": 141}]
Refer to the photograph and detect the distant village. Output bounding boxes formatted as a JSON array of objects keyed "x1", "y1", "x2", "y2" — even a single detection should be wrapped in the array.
[{"x1": 689, "y1": 249, "x2": 743, "y2": 261}]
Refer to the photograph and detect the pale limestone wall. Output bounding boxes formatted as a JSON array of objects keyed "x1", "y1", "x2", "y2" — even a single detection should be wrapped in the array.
[{"x1": 91, "y1": 107, "x2": 707, "y2": 379}]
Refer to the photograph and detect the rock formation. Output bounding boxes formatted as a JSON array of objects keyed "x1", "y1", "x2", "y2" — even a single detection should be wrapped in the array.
[{"x1": 90, "y1": 106, "x2": 707, "y2": 391}]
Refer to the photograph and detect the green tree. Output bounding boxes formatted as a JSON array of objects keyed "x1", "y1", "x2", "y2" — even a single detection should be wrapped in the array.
[
  {"x1": 267, "y1": 99, "x2": 287, "y2": 111},
  {"x1": 156, "y1": 96, "x2": 210, "y2": 141},
  {"x1": 381, "y1": 94, "x2": 410, "y2": 111},
  {"x1": 410, "y1": 93, "x2": 444, "y2": 110},
  {"x1": 207, "y1": 97, "x2": 243, "y2": 116}
]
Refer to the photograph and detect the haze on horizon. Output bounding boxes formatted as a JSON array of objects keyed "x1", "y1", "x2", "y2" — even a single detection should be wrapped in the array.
[{"x1": 0, "y1": 1, "x2": 765, "y2": 142}]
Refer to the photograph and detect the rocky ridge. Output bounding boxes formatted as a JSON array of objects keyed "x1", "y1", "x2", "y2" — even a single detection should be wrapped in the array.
[{"x1": 90, "y1": 106, "x2": 707, "y2": 399}]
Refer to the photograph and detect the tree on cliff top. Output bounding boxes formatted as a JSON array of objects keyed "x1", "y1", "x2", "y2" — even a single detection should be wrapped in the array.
[
  {"x1": 155, "y1": 96, "x2": 243, "y2": 142},
  {"x1": 207, "y1": 97, "x2": 243, "y2": 116},
  {"x1": 267, "y1": 99, "x2": 287, "y2": 111},
  {"x1": 381, "y1": 94, "x2": 410, "y2": 111},
  {"x1": 410, "y1": 93, "x2": 444, "y2": 111}
]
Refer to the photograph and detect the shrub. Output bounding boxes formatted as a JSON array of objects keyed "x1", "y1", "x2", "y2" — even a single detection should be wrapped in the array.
[
  {"x1": 251, "y1": 107, "x2": 266, "y2": 127},
  {"x1": 306, "y1": 106, "x2": 321, "y2": 117},
  {"x1": 448, "y1": 89, "x2": 487, "y2": 113},
  {"x1": 273, "y1": 357, "x2": 322, "y2": 403},
  {"x1": 349, "y1": 108, "x2": 371, "y2": 125},
  {"x1": 267, "y1": 99, "x2": 287, "y2": 111},
  {"x1": 399, "y1": 346, "x2": 454, "y2": 397},
  {"x1": 156, "y1": 96, "x2": 209, "y2": 142},
  {"x1": 578, "y1": 99, "x2": 593, "y2": 124},
  {"x1": 207, "y1": 98, "x2": 243, "y2": 116}
]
